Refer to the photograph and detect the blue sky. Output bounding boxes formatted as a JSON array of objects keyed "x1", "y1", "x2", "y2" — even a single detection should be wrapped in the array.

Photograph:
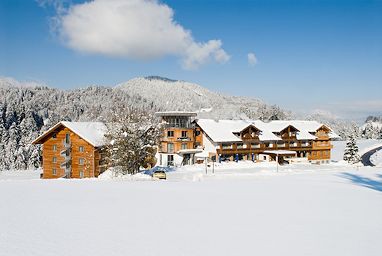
[{"x1": 1, "y1": 0, "x2": 381, "y2": 120}]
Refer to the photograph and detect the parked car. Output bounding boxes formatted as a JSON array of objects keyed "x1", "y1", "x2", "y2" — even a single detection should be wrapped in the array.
[
  {"x1": 142, "y1": 166, "x2": 175, "y2": 180},
  {"x1": 153, "y1": 170, "x2": 166, "y2": 180}
]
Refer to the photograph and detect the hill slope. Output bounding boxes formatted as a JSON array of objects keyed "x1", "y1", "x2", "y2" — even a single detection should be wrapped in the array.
[
  {"x1": 0, "y1": 76, "x2": 288, "y2": 170},
  {"x1": 117, "y1": 76, "x2": 289, "y2": 120}
]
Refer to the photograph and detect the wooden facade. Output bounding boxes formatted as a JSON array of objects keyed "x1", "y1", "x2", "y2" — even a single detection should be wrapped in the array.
[
  {"x1": 159, "y1": 128, "x2": 195, "y2": 154},
  {"x1": 201, "y1": 124, "x2": 333, "y2": 163},
  {"x1": 33, "y1": 123, "x2": 105, "y2": 179}
]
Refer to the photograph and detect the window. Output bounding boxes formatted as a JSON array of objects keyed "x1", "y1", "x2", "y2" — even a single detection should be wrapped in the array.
[
  {"x1": 222, "y1": 144, "x2": 231, "y2": 150},
  {"x1": 53, "y1": 145, "x2": 57, "y2": 151},
  {"x1": 181, "y1": 131, "x2": 187, "y2": 137},
  {"x1": 52, "y1": 168, "x2": 57, "y2": 175},
  {"x1": 195, "y1": 130, "x2": 201, "y2": 136},
  {"x1": 52, "y1": 133, "x2": 57, "y2": 139},
  {"x1": 65, "y1": 133, "x2": 70, "y2": 144},
  {"x1": 251, "y1": 143, "x2": 260, "y2": 149},
  {"x1": 167, "y1": 131, "x2": 174, "y2": 137},
  {"x1": 236, "y1": 143, "x2": 243, "y2": 149},
  {"x1": 167, "y1": 155, "x2": 174, "y2": 166},
  {"x1": 79, "y1": 146, "x2": 84, "y2": 152},
  {"x1": 167, "y1": 143, "x2": 174, "y2": 153},
  {"x1": 52, "y1": 157, "x2": 57, "y2": 163},
  {"x1": 181, "y1": 143, "x2": 187, "y2": 150},
  {"x1": 79, "y1": 158, "x2": 84, "y2": 165},
  {"x1": 79, "y1": 170, "x2": 84, "y2": 178}
]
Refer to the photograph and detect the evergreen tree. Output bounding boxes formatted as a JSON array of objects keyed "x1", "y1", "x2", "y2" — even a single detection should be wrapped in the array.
[
  {"x1": 103, "y1": 107, "x2": 162, "y2": 175},
  {"x1": 343, "y1": 135, "x2": 361, "y2": 164}
]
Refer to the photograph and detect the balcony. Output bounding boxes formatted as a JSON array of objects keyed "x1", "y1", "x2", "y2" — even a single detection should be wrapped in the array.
[
  {"x1": 60, "y1": 159, "x2": 71, "y2": 168},
  {"x1": 60, "y1": 149, "x2": 71, "y2": 160},
  {"x1": 177, "y1": 137, "x2": 191, "y2": 142},
  {"x1": 63, "y1": 140, "x2": 71, "y2": 149},
  {"x1": 251, "y1": 144, "x2": 261, "y2": 149}
]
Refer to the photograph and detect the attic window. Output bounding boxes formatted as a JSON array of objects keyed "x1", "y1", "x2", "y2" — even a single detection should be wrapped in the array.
[{"x1": 52, "y1": 133, "x2": 57, "y2": 139}]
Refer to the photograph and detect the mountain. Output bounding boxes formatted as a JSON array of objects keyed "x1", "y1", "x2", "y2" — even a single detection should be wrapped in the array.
[
  {"x1": 0, "y1": 76, "x2": 289, "y2": 170},
  {"x1": 117, "y1": 76, "x2": 289, "y2": 120}
]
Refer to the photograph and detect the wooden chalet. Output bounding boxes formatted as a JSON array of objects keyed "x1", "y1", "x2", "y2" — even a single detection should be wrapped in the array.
[
  {"x1": 32, "y1": 121, "x2": 107, "y2": 179},
  {"x1": 156, "y1": 112, "x2": 339, "y2": 166}
]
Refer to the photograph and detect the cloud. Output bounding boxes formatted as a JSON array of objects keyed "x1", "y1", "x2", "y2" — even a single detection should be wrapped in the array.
[
  {"x1": 247, "y1": 52, "x2": 257, "y2": 66},
  {"x1": 44, "y1": 0, "x2": 230, "y2": 69}
]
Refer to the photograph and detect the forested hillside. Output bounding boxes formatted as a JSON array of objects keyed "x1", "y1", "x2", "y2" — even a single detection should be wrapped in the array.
[{"x1": 0, "y1": 76, "x2": 289, "y2": 170}]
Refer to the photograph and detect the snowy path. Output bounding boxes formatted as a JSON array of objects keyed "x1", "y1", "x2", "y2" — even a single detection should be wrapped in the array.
[
  {"x1": 1, "y1": 167, "x2": 382, "y2": 256},
  {"x1": 361, "y1": 146, "x2": 382, "y2": 166}
]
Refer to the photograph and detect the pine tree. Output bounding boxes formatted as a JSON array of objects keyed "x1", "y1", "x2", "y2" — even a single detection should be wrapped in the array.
[{"x1": 343, "y1": 135, "x2": 361, "y2": 164}]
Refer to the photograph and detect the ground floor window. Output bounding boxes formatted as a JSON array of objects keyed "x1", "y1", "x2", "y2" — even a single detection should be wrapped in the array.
[
  {"x1": 181, "y1": 143, "x2": 187, "y2": 150},
  {"x1": 167, "y1": 155, "x2": 174, "y2": 166},
  {"x1": 52, "y1": 168, "x2": 57, "y2": 175},
  {"x1": 79, "y1": 169, "x2": 84, "y2": 178}
]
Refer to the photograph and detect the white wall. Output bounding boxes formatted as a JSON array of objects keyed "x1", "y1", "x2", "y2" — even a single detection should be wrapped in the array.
[
  {"x1": 202, "y1": 132, "x2": 218, "y2": 153},
  {"x1": 158, "y1": 153, "x2": 184, "y2": 167}
]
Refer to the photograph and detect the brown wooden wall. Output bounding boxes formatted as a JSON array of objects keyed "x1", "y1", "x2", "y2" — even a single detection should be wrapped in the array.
[
  {"x1": 40, "y1": 126, "x2": 99, "y2": 179},
  {"x1": 159, "y1": 128, "x2": 195, "y2": 153}
]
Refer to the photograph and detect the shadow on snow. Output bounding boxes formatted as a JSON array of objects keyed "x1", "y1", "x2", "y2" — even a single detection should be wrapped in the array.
[{"x1": 340, "y1": 173, "x2": 382, "y2": 192}]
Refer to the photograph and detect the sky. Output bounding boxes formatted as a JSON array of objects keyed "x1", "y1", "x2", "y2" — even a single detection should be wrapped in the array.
[{"x1": 0, "y1": 0, "x2": 381, "y2": 120}]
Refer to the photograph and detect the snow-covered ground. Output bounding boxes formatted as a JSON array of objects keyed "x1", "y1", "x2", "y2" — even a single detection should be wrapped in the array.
[
  {"x1": 331, "y1": 139, "x2": 382, "y2": 161},
  {"x1": 1, "y1": 164, "x2": 382, "y2": 256},
  {"x1": 371, "y1": 151, "x2": 382, "y2": 167}
]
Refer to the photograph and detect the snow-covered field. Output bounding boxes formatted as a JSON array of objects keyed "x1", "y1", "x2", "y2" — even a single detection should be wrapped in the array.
[
  {"x1": 331, "y1": 139, "x2": 382, "y2": 161},
  {"x1": 1, "y1": 164, "x2": 382, "y2": 256}
]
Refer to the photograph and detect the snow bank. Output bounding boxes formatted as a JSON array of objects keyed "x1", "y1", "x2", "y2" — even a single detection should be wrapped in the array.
[
  {"x1": 370, "y1": 151, "x2": 382, "y2": 167},
  {"x1": 0, "y1": 169, "x2": 41, "y2": 181},
  {"x1": 98, "y1": 169, "x2": 153, "y2": 181}
]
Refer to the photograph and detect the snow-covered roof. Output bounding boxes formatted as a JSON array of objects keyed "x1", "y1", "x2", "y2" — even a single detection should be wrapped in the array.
[
  {"x1": 32, "y1": 121, "x2": 107, "y2": 147},
  {"x1": 196, "y1": 119, "x2": 334, "y2": 143},
  {"x1": 196, "y1": 119, "x2": 252, "y2": 142},
  {"x1": 155, "y1": 111, "x2": 197, "y2": 117}
]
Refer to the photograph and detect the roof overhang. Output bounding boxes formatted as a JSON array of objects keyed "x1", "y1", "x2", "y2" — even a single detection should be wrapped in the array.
[
  {"x1": 238, "y1": 124, "x2": 262, "y2": 134},
  {"x1": 177, "y1": 149, "x2": 203, "y2": 155},
  {"x1": 31, "y1": 122, "x2": 65, "y2": 145},
  {"x1": 263, "y1": 150, "x2": 297, "y2": 156},
  {"x1": 155, "y1": 111, "x2": 197, "y2": 117},
  {"x1": 32, "y1": 121, "x2": 105, "y2": 147}
]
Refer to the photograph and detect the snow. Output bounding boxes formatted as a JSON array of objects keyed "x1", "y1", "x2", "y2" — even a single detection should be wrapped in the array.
[
  {"x1": 332, "y1": 139, "x2": 382, "y2": 161},
  {"x1": 196, "y1": 119, "x2": 336, "y2": 143},
  {"x1": 32, "y1": 121, "x2": 107, "y2": 147},
  {"x1": 361, "y1": 121, "x2": 382, "y2": 130},
  {"x1": 60, "y1": 121, "x2": 107, "y2": 147},
  {"x1": 370, "y1": 151, "x2": 382, "y2": 167},
  {"x1": 196, "y1": 119, "x2": 253, "y2": 142},
  {"x1": 1, "y1": 164, "x2": 382, "y2": 256}
]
